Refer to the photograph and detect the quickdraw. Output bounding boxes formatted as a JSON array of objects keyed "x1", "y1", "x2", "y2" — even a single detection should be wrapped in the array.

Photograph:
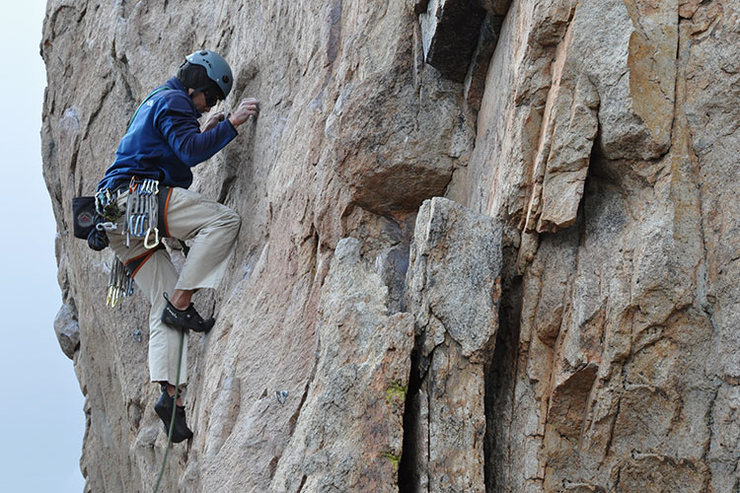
[
  {"x1": 99, "y1": 178, "x2": 163, "y2": 307},
  {"x1": 123, "y1": 177, "x2": 161, "y2": 250},
  {"x1": 107, "y1": 257, "x2": 134, "y2": 308}
]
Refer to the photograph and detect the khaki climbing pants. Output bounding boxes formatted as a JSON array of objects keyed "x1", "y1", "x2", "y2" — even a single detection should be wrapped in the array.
[{"x1": 108, "y1": 187, "x2": 241, "y2": 385}]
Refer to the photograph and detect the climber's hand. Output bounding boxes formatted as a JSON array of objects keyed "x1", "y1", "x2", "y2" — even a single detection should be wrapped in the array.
[
  {"x1": 201, "y1": 109, "x2": 226, "y2": 132},
  {"x1": 229, "y1": 98, "x2": 260, "y2": 128}
]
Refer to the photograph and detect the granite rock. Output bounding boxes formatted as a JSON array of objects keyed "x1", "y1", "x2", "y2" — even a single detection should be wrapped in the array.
[{"x1": 41, "y1": 0, "x2": 738, "y2": 491}]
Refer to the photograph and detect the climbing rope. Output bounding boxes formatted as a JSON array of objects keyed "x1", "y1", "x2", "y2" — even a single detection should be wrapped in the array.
[{"x1": 153, "y1": 328, "x2": 186, "y2": 493}]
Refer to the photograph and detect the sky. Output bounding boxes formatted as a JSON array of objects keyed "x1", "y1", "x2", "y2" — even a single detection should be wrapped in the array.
[{"x1": 0, "y1": 2, "x2": 86, "y2": 492}]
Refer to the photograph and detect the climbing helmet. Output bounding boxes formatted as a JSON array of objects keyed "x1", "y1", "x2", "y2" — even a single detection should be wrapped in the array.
[{"x1": 184, "y1": 50, "x2": 233, "y2": 100}]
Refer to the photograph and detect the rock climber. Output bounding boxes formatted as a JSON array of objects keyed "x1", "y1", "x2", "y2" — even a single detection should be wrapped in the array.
[{"x1": 95, "y1": 50, "x2": 259, "y2": 442}]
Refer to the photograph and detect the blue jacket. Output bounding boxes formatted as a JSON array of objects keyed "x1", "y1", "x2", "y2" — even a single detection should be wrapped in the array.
[{"x1": 98, "y1": 77, "x2": 238, "y2": 191}]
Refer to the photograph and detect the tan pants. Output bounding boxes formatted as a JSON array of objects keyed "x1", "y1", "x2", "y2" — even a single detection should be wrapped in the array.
[{"x1": 108, "y1": 187, "x2": 241, "y2": 385}]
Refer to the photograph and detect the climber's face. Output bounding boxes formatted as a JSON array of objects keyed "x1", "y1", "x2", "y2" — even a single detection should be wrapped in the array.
[{"x1": 190, "y1": 90, "x2": 211, "y2": 113}]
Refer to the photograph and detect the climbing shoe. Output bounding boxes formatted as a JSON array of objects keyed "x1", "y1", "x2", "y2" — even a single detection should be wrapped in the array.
[
  {"x1": 161, "y1": 293, "x2": 215, "y2": 333},
  {"x1": 154, "y1": 389, "x2": 193, "y2": 443}
]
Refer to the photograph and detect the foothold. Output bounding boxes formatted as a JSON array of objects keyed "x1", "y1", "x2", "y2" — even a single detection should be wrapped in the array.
[
  {"x1": 275, "y1": 390, "x2": 288, "y2": 405},
  {"x1": 132, "y1": 329, "x2": 142, "y2": 342}
]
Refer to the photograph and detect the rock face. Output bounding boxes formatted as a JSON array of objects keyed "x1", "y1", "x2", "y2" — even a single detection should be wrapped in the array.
[
  {"x1": 404, "y1": 197, "x2": 503, "y2": 491},
  {"x1": 270, "y1": 238, "x2": 414, "y2": 492},
  {"x1": 41, "y1": 1, "x2": 737, "y2": 492}
]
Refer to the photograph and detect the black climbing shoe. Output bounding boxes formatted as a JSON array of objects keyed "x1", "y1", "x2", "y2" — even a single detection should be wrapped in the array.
[
  {"x1": 154, "y1": 389, "x2": 193, "y2": 443},
  {"x1": 161, "y1": 293, "x2": 215, "y2": 333}
]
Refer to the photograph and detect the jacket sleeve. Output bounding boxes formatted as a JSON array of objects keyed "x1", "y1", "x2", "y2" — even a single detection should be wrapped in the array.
[{"x1": 155, "y1": 95, "x2": 238, "y2": 167}]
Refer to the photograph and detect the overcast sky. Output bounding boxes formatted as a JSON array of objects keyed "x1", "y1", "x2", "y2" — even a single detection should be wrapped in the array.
[{"x1": 0, "y1": 2, "x2": 86, "y2": 491}]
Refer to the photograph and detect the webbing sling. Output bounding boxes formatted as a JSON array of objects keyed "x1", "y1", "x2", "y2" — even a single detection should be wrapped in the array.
[{"x1": 127, "y1": 86, "x2": 171, "y2": 130}]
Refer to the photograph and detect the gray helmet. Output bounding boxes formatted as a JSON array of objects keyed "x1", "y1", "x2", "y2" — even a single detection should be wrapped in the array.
[{"x1": 185, "y1": 50, "x2": 233, "y2": 99}]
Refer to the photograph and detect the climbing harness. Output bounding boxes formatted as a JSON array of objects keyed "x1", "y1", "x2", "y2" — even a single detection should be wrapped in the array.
[
  {"x1": 96, "y1": 177, "x2": 166, "y2": 306},
  {"x1": 153, "y1": 329, "x2": 186, "y2": 493},
  {"x1": 123, "y1": 177, "x2": 161, "y2": 249}
]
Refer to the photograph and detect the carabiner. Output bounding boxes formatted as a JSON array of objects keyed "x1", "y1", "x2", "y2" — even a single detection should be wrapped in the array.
[
  {"x1": 141, "y1": 214, "x2": 149, "y2": 235},
  {"x1": 96, "y1": 222, "x2": 117, "y2": 232},
  {"x1": 144, "y1": 179, "x2": 156, "y2": 196},
  {"x1": 107, "y1": 285, "x2": 120, "y2": 308},
  {"x1": 136, "y1": 215, "x2": 147, "y2": 236},
  {"x1": 144, "y1": 227, "x2": 160, "y2": 250},
  {"x1": 128, "y1": 176, "x2": 138, "y2": 195},
  {"x1": 128, "y1": 212, "x2": 137, "y2": 235}
]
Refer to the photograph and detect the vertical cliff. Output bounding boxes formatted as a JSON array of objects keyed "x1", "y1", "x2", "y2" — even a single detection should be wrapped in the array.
[{"x1": 42, "y1": 0, "x2": 738, "y2": 491}]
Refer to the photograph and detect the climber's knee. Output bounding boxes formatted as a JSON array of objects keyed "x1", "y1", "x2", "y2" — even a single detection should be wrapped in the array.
[{"x1": 222, "y1": 207, "x2": 241, "y2": 234}]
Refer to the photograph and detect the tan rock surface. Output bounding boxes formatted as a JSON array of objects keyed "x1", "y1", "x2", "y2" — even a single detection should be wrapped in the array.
[
  {"x1": 270, "y1": 237, "x2": 414, "y2": 492},
  {"x1": 42, "y1": 0, "x2": 737, "y2": 492},
  {"x1": 405, "y1": 197, "x2": 503, "y2": 491}
]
